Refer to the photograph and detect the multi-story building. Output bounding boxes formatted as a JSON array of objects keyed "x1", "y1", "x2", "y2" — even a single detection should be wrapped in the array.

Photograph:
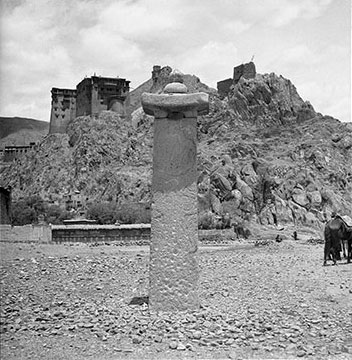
[
  {"x1": 76, "y1": 76, "x2": 130, "y2": 117},
  {"x1": 49, "y1": 75, "x2": 130, "y2": 134}
]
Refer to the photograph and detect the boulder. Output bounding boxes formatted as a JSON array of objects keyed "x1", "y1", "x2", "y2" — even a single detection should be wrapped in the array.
[
  {"x1": 210, "y1": 192, "x2": 222, "y2": 214},
  {"x1": 321, "y1": 188, "x2": 344, "y2": 212},
  {"x1": 331, "y1": 133, "x2": 343, "y2": 143},
  {"x1": 292, "y1": 187, "x2": 309, "y2": 208},
  {"x1": 232, "y1": 189, "x2": 242, "y2": 206},
  {"x1": 307, "y1": 190, "x2": 322, "y2": 208},
  {"x1": 305, "y1": 212, "x2": 320, "y2": 227},
  {"x1": 198, "y1": 191, "x2": 211, "y2": 213},
  {"x1": 341, "y1": 215, "x2": 352, "y2": 226},
  {"x1": 210, "y1": 173, "x2": 232, "y2": 199},
  {"x1": 235, "y1": 176, "x2": 253, "y2": 200},
  {"x1": 239, "y1": 196, "x2": 256, "y2": 214},
  {"x1": 276, "y1": 178, "x2": 296, "y2": 200},
  {"x1": 241, "y1": 163, "x2": 259, "y2": 187},
  {"x1": 216, "y1": 155, "x2": 236, "y2": 179},
  {"x1": 339, "y1": 135, "x2": 352, "y2": 149},
  {"x1": 288, "y1": 200, "x2": 308, "y2": 226},
  {"x1": 274, "y1": 196, "x2": 294, "y2": 224},
  {"x1": 259, "y1": 204, "x2": 276, "y2": 225}
]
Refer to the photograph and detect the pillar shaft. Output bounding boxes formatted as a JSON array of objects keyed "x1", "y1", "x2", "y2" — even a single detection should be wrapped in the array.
[{"x1": 142, "y1": 83, "x2": 209, "y2": 312}]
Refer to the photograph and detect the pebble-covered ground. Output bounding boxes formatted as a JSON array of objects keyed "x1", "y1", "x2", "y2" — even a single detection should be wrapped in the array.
[{"x1": 1, "y1": 240, "x2": 351, "y2": 360}]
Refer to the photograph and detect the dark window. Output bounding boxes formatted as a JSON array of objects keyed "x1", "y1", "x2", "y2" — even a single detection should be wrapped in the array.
[{"x1": 62, "y1": 99, "x2": 70, "y2": 110}]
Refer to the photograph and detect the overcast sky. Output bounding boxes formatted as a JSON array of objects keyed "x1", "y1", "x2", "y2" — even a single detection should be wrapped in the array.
[{"x1": 0, "y1": 0, "x2": 350, "y2": 122}]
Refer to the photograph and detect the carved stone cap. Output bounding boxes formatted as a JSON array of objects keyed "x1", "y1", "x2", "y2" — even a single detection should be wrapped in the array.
[
  {"x1": 141, "y1": 82, "x2": 209, "y2": 118},
  {"x1": 164, "y1": 82, "x2": 188, "y2": 93}
]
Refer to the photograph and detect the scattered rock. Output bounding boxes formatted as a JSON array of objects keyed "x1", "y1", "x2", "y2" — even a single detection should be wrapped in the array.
[
  {"x1": 169, "y1": 341, "x2": 178, "y2": 350},
  {"x1": 177, "y1": 342, "x2": 186, "y2": 351}
]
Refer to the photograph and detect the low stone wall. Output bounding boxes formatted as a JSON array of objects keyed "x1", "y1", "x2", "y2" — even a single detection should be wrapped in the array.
[
  {"x1": 1, "y1": 224, "x2": 235, "y2": 245},
  {"x1": 51, "y1": 224, "x2": 151, "y2": 243},
  {"x1": 0, "y1": 224, "x2": 52, "y2": 243}
]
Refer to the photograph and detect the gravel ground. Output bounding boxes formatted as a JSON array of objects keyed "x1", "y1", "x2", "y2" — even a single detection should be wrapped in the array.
[{"x1": 1, "y1": 240, "x2": 352, "y2": 360}]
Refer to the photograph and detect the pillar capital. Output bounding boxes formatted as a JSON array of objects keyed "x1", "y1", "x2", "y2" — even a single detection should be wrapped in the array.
[{"x1": 141, "y1": 82, "x2": 209, "y2": 118}]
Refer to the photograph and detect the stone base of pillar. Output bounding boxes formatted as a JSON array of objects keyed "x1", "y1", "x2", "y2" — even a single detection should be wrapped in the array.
[{"x1": 149, "y1": 184, "x2": 199, "y2": 312}]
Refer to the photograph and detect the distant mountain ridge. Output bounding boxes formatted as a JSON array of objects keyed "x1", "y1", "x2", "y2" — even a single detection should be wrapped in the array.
[{"x1": 0, "y1": 117, "x2": 49, "y2": 147}]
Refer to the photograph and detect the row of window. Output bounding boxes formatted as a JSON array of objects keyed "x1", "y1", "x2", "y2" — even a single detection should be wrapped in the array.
[{"x1": 78, "y1": 86, "x2": 128, "y2": 93}]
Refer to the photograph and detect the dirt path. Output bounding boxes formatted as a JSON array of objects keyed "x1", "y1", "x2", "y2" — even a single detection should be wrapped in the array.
[{"x1": 1, "y1": 240, "x2": 351, "y2": 359}]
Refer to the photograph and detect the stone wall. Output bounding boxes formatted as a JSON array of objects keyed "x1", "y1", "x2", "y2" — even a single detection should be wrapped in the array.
[
  {"x1": 241, "y1": 62, "x2": 256, "y2": 81},
  {"x1": 0, "y1": 224, "x2": 151, "y2": 243},
  {"x1": 52, "y1": 224, "x2": 151, "y2": 243},
  {"x1": 3, "y1": 144, "x2": 36, "y2": 162},
  {"x1": 75, "y1": 78, "x2": 92, "y2": 117},
  {"x1": 0, "y1": 225, "x2": 52, "y2": 243},
  {"x1": 233, "y1": 62, "x2": 256, "y2": 84}
]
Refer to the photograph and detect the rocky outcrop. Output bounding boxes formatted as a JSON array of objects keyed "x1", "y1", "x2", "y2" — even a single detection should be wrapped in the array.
[
  {"x1": 228, "y1": 73, "x2": 316, "y2": 127},
  {"x1": 194, "y1": 71, "x2": 352, "y2": 229},
  {"x1": 196, "y1": 112, "x2": 352, "y2": 229}
]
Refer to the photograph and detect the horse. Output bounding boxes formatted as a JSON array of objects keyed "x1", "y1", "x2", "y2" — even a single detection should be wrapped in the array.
[
  {"x1": 340, "y1": 216, "x2": 352, "y2": 260},
  {"x1": 323, "y1": 215, "x2": 352, "y2": 266}
]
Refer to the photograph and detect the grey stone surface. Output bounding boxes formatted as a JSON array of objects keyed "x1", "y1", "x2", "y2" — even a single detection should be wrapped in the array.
[
  {"x1": 142, "y1": 82, "x2": 209, "y2": 311},
  {"x1": 141, "y1": 91, "x2": 209, "y2": 118},
  {"x1": 152, "y1": 117, "x2": 197, "y2": 193},
  {"x1": 150, "y1": 185, "x2": 199, "y2": 311},
  {"x1": 164, "y1": 82, "x2": 188, "y2": 94}
]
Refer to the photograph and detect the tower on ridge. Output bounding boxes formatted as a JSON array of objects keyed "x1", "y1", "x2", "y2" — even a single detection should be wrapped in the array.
[{"x1": 49, "y1": 88, "x2": 77, "y2": 134}]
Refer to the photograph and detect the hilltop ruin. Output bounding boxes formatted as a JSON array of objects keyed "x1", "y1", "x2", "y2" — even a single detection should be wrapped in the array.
[{"x1": 217, "y1": 61, "x2": 256, "y2": 98}]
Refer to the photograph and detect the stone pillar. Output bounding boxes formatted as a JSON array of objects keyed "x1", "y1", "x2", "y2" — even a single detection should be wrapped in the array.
[{"x1": 142, "y1": 82, "x2": 209, "y2": 312}]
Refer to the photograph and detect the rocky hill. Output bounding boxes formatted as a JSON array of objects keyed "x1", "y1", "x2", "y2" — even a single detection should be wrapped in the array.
[
  {"x1": 0, "y1": 113, "x2": 153, "y2": 207},
  {"x1": 195, "y1": 73, "x2": 352, "y2": 229},
  {"x1": 1, "y1": 67, "x2": 351, "y2": 231},
  {"x1": 0, "y1": 117, "x2": 49, "y2": 147}
]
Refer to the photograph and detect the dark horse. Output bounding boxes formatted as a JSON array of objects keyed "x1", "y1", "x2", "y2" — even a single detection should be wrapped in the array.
[{"x1": 323, "y1": 215, "x2": 352, "y2": 266}]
